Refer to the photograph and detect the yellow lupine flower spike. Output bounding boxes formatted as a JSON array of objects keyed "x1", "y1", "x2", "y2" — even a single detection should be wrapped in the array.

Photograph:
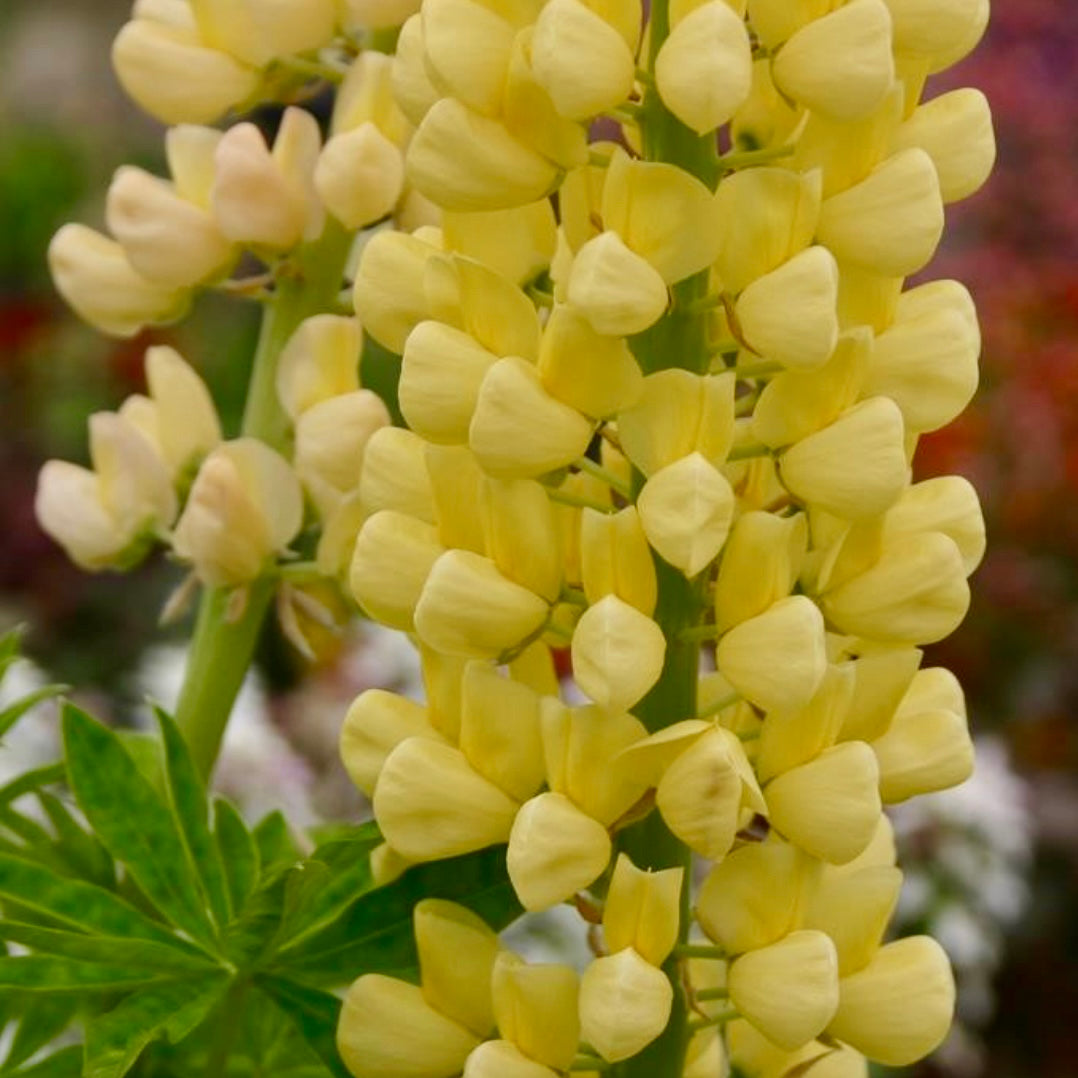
[{"x1": 603, "y1": 853, "x2": 684, "y2": 966}]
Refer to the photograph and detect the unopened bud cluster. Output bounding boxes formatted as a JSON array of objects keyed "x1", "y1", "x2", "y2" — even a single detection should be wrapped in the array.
[{"x1": 39, "y1": 0, "x2": 994, "y2": 1073}]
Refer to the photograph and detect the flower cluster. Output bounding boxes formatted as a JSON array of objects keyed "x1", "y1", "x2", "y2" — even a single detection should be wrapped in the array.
[{"x1": 37, "y1": 0, "x2": 995, "y2": 1074}]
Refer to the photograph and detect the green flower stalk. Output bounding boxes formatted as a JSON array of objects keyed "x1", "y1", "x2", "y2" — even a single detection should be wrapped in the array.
[{"x1": 36, "y1": 0, "x2": 996, "y2": 1073}]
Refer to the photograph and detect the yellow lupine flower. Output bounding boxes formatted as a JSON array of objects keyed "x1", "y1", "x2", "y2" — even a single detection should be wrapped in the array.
[
  {"x1": 579, "y1": 948, "x2": 674, "y2": 1063},
  {"x1": 316, "y1": 123, "x2": 405, "y2": 230},
  {"x1": 765, "y1": 741, "x2": 882, "y2": 865},
  {"x1": 337, "y1": 974, "x2": 480, "y2": 1078},
  {"x1": 728, "y1": 930, "x2": 840, "y2": 1051},
  {"x1": 341, "y1": 0, "x2": 424, "y2": 30},
  {"x1": 189, "y1": 0, "x2": 336, "y2": 67},
  {"x1": 443, "y1": 200, "x2": 558, "y2": 285},
  {"x1": 415, "y1": 549, "x2": 550, "y2": 658},
  {"x1": 580, "y1": 506, "x2": 658, "y2": 616},
  {"x1": 603, "y1": 854, "x2": 683, "y2": 966},
  {"x1": 716, "y1": 595, "x2": 827, "y2": 713},
  {"x1": 735, "y1": 245, "x2": 840, "y2": 371},
  {"x1": 696, "y1": 838, "x2": 811, "y2": 955},
  {"x1": 506, "y1": 790, "x2": 613, "y2": 910},
  {"x1": 780, "y1": 397, "x2": 909, "y2": 520},
  {"x1": 332, "y1": 50, "x2": 411, "y2": 143},
  {"x1": 654, "y1": 0, "x2": 753, "y2": 135},
  {"x1": 636, "y1": 452, "x2": 736, "y2": 577},
  {"x1": 802, "y1": 862, "x2": 902, "y2": 975},
  {"x1": 425, "y1": 444, "x2": 487, "y2": 553},
  {"x1": 613, "y1": 718, "x2": 712, "y2": 788},
  {"x1": 537, "y1": 305, "x2": 644, "y2": 419},
  {"x1": 48, "y1": 224, "x2": 188, "y2": 339},
  {"x1": 771, "y1": 0, "x2": 895, "y2": 121},
  {"x1": 470, "y1": 357, "x2": 595, "y2": 478},
  {"x1": 714, "y1": 510, "x2": 808, "y2": 632},
  {"x1": 459, "y1": 662, "x2": 546, "y2": 800},
  {"x1": 276, "y1": 315, "x2": 362, "y2": 421},
  {"x1": 745, "y1": 0, "x2": 835, "y2": 50},
  {"x1": 571, "y1": 595, "x2": 667, "y2": 713},
  {"x1": 816, "y1": 148, "x2": 944, "y2": 277},
  {"x1": 359, "y1": 426, "x2": 436, "y2": 523},
  {"x1": 392, "y1": 15, "x2": 442, "y2": 126},
  {"x1": 727, "y1": 1018, "x2": 868, "y2": 1078},
  {"x1": 492, "y1": 952, "x2": 581, "y2": 1070},
  {"x1": 530, "y1": 0, "x2": 636, "y2": 120},
  {"x1": 835, "y1": 646, "x2": 922, "y2": 743},
  {"x1": 882, "y1": 0, "x2": 987, "y2": 61},
  {"x1": 340, "y1": 688, "x2": 443, "y2": 797},
  {"x1": 143, "y1": 345, "x2": 222, "y2": 475},
  {"x1": 732, "y1": 56, "x2": 803, "y2": 152},
  {"x1": 464, "y1": 1041, "x2": 560, "y2": 1078},
  {"x1": 350, "y1": 510, "x2": 444, "y2": 631},
  {"x1": 419, "y1": 642, "x2": 469, "y2": 741},
  {"x1": 414, "y1": 899, "x2": 501, "y2": 1037},
  {"x1": 827, "y1": 936, "x2": 955, "y2": 1065},
  {"x1": 373, "y1": 737, "x2": 519, "y2": 860},
  {"x1": 881, "y1": 475, "x2": 985, "y2": 575},
  {"x1": 479, "y1": 477, "x2": 563, "y2": 602}
]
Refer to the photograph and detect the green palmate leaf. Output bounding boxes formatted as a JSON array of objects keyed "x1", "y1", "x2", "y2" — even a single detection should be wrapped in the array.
[
  {"x1": 271, "y1": 844, "x2": 522, "y2": 987},
  {"x1": 3, "y1": 1045, "x2": 83, "y2": 1078},
  {"x1": 83, "y1": 974, "x2": 228, "y2": 1078},
  {"x1": 61, "y1": 705, "x2": 216, "y2": 948},
  {"x1": 0, "y1": 922, "x2": 216, "y2": 973},
  {"x1": 36, "y1": 793, "x2": 114, "y2": 888},
  {"x1": 0, "y1": 955, "x2": 169, "y2": 992},
  {"x1": 0, "y1": 685, "x2": 68, "y2": 742},
  {"x1": 214, "y1": 799, "x2": 258, "y2": 914},
  {"x1": 2, "y1": 996, "x2": 78, "y2": 1073},
  {"x1": 253, "y1": 810, "x2": 300, "y2": 876},
  {"x1": 154, "y1": 707, "x2": 232, "y2": 931},
  {"x1": 256, "y1": 977, "x2": 349, "y2": 1078},
  {"x1": 0, "y1": 852, "x2": 201, "y2": 953}
]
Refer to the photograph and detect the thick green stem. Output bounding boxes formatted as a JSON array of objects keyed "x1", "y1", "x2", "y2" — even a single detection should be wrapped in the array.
[{"x1": 175, "y1": 220, "x2": 353, "y2": 778}]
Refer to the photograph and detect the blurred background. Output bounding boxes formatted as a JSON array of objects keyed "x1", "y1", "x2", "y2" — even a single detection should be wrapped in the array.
[{"x1": 0, "y1": 2, "x2": 1075, "y2": 1074}]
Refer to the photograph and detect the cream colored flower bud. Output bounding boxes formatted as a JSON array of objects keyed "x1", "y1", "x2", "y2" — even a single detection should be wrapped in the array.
[
  {"x1": 803, "y1": 863, "x2": 902, "y2": 976},
  {"x1": 173, "y1": 439, "x2": 302, "y2": 586},
  {"x1": 465, "y1": 1041, "x2": 560, "y2": 1078},
  {"x1": 540, "y1": 701, "x2": 649, "y2": 825},
  {"x1": 469, "y1": 357, "x2": 595, "y2": 478},
  {"x1": 863, "y1": 279, "x2": 980, "y2": 434},
  {"x1": 655, "y1": 1, "x2": 752, "y2": 134},
  {"x1": 538, "y1": 306, "x2": 643, "y2": 419},
  {"x1": 400, "y1": 322, "x2": 497, "y2": 444},
  {"x1": 882, "y1": 0, "x2": 986, "y2": 60},
  {"x1": 603, "y1": 854, "x2": 683, "y2": 966},
  {"x1": 656, "y1": 726, "x2": 763, "y2": 861},
  {"x1": 360, "y1": 426, "x2": 435, "y2": 523},
  {"x1": 837, "y1": 646, "x2": 922, "y2": 743},
  {"x1": 507, "y1": 791, "x2": 611, "y2": 911},
  {"x1": 821, "y1": 531, "x2": 969, "y2": 644},
  {"x1": 374, "y1": 737, "x2": 519, "y2": 860},
  {"x1": 316, "y1": 124, "x2": 405, "y2": 230},
  {"x1": 580, "y1": 949, "x2": 673, "y2": 1063},
  {"x1": 111, "y1": 16, "x2": 258, "y2": 125},
  {"x1": 493, "y1": 952, "x2": 581, "y2": 1070},
  {"x1": 415, "y1": 899, "x2": 500, "y2": 1037},
  {"x1": 191, "y1": 0, "x2": 336, "y2": 67},
  {"x1": 409, "y1": 98, "x2": 559, "y2": 212},
  {"x1": 580, "y1": 506, "x2": 657, "y2": 616},
  {"x1": 340, "y1": 689, "x2": 441, "y2": 797},
  {"x1": 735, "y1": 246, "x2": 840, "y2": 371},
  {"x1": 480, "y1": 477, "x2": 563, "y2": 602},
  {"x1": 696, "y1": 839, "x2": 808, "y2": 955},
  {"x1": 531, "y1": 0, "x2": 635, "y2": 119},
  {"x1": 772, "y1": 0, "x2": 895, "y2": 121},
  {"x1": 460, "y1": 663, "x2": 545, "y2": 800},
  {"x1": 871, "y1": 697, "x2": 972, "y2": 803},
  {"x1": 567, "y1": 232, "x2": 669, "y2": 336},
  {"x1": 337, "y1": 973, "x2": 480, "y2": 1078},
  {"x1": 637, "y1": 453, "x2": 736, "y2": 577},
  {"x1": 766, "y1": 741, "x2": 882, "y2": 865},
  {"x1": 571, "y1": 595, "x2": 666, "y2": 713},
  {"x1": 422, "y1": 0, "x2": 515, "y2": 115},
  {"x1": 780, "y1": 398, "x2": 909, "y2": 520},
  {"x1": 353, "y1": 229, "x2": 438, "y2": 353},
  {"x1": 714, "y1": 167, "x2": 821, "y2": 293},
  {"x1": 415, "y1": 549, "x2": 550, "y2": 659},
  {"x1": 891, "y1": 88, "x2": 994, "y2": 203},
  {"x1": 296, "y1": 391, "x2": 390, "y2": 515},
  {"x1": 717, "y1": 595, "x2": 827, "y2": 714},
  {"x1": 144, "y1": 345, "x2": 222, "y2": 474},
  {"x1": 882, "y1": 475, "x2": 984, "y2": 575},
  {"x1": 276, "y1": 315, "x2": 362, "y2": 421},
  {"x1": 212, "y1": 109, "x2": 322, "y2": 250},
  {"x1": 827, "y1": 936, "x2": 955, "y2": 1065},
  {"x1": 106, "y1": 166, "x2": 234, "y2": 288},
  {"x1": 756, "y1": 663, "x2": 855, "y2": 783},
  {"x1": 715, "y1": 511, "x2": 807, "y2": 632},
  {"x1": 729, "y1": 930, "x2": 839, "y2": 1051},
  {"x1": 350, "y1": 510, "x2": 443, "y2": 630},
  {"x1": 48, "y1": 224, "x2": 187, "y2": 338},
  {"x1": 817, "y1": 149, "x2": 944, "y2": 277},
  {"x1": 617, "y1": 370, "x2": 736, "y2": 477}
]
